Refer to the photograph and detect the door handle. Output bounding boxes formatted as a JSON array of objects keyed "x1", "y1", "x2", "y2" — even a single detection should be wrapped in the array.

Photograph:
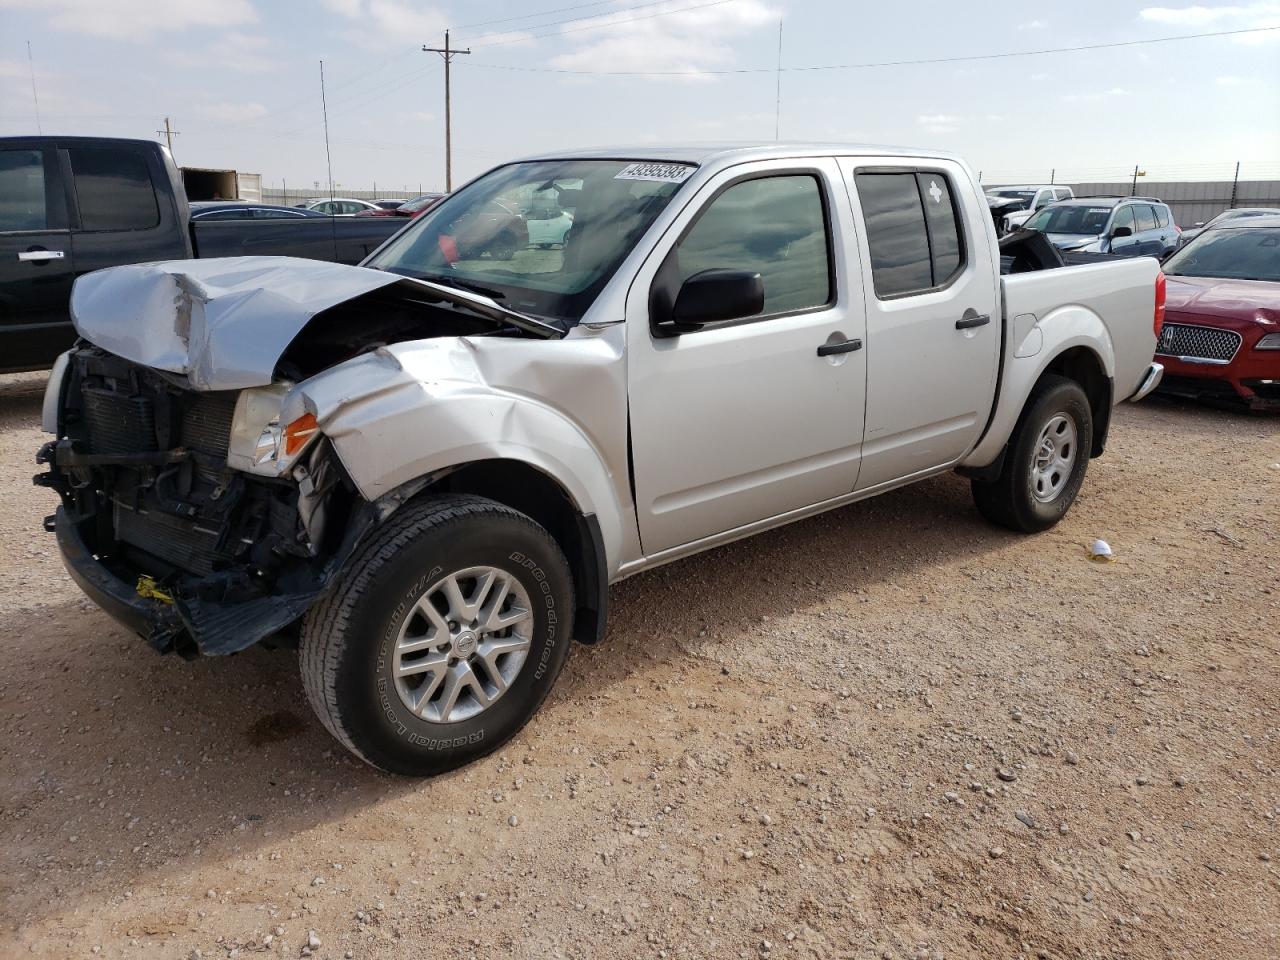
[
  {"x1": 817, "y1": 338, "x2": 862, "y2": 357},
  {"x1": 955, "y1": 312, "x2": 990, "y2": 330},
  {"x1": 18, "y1": 250, "x2": 65, "y2": 262}
]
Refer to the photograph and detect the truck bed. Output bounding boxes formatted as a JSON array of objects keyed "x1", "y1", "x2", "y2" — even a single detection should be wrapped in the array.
[{"x1": 190, "y1": 217, "x2": 405, "y2": 266}]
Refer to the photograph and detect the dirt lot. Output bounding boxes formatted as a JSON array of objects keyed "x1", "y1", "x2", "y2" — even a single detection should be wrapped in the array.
[{"x1": 0, "y1": 369, "x2": 1276, "y2": 960}]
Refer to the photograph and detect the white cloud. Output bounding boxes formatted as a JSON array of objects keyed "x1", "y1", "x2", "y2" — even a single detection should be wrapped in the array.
[
  {"x1": 547, "y1": 0, "x2": 778, "y2": 79},
  {"x1": 164, "y1": 32, "x2": 274, "y2": 73},
  {"x1": 0, "y1": 0, "x2": 257, "y2": 39},
  {"x1": 1215, "y1": 74, "x2": 1250, "y2": 84},
  {"x1": 1139, "y1": 4, "x2": 1280, "y2": 43},
  {"x1": 201, "y1": 101, "x2": 268, "y2": 122},
  {"x1": 1061, "y1": 87, "x2": 1130, "y2": 102},
  {"x1": 1017, "y1": 19, "x2": 1049, "y2": 30},
  {"x1": 917, "y1": 113, "x2": 962, "y2": 134},
  {"x1": 323, "y1": 0, "x2": 447, "y2": 38}
]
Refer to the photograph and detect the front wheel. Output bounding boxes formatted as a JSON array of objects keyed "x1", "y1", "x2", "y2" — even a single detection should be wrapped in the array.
[
  {"x1": 300, "y1": 495, "x2": 574, "y2": 776},
  {"x1": 971, "y1": 374, "x2": 1093, "y2": 533}
]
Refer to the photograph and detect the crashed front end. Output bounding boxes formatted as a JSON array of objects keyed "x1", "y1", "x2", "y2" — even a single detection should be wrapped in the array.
[
  {"x1": 38, "y1": 344, "x2": 363, "y2": 657},
  {"x1": 35, "y1": 255, "x2": 560, "y2": 657}
]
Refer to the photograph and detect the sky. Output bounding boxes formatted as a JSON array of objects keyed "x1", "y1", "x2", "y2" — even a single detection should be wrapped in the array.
[{"x1": 1, "y1": 0, "x2": 1277, "y2": 194}]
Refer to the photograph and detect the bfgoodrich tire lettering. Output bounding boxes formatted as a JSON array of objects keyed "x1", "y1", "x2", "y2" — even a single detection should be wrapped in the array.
[
  {"x1": 971, "y1": 374, "x2": 1093, "y2": 533},
  {"x1": 300, "y1": 494, "x2": 574, "y2": 776}
]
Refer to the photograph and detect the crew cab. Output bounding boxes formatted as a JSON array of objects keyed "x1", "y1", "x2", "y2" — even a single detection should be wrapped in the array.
[
  {"x1": 0, "y1": 136, "x2": 405, "y2": 373},
  {"x1": 38, "y1": 144, "x2": 1165, "y2": 776}
]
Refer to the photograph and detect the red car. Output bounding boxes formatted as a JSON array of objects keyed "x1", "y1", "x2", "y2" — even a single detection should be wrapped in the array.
[
  {"x1": 355, "y1": 193, "x2": 446, "y2": 218},
  {"x1": 1156, "y1": 215, "x2": 1280, "y2": 411}
]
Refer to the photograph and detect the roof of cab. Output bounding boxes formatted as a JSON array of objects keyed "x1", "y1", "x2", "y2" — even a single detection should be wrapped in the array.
[{"x1": 515, "y1": 142, "x2": 966, "y2": 169}]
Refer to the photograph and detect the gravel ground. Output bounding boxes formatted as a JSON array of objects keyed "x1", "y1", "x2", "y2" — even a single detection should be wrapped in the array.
[{"x1": 0, "y1": 369, "x2": 1277, "y2": 960}]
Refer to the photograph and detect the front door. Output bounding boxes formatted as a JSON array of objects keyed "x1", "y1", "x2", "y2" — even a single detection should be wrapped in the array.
[
  {"x1": 0, "y1": 143, "x2": 75, "y2": 372},
  {"x1": 1107, "y1": 205, "x2": 1139, "y2": 256},
  {"x1": 838, "y1": 159, "x2": 1001, "y2": 490},
  {"x1": 627, "y1": 160, "x2": 868, "y2": 555}
]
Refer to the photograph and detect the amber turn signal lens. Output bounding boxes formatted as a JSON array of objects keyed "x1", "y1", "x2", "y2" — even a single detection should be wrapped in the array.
[{"x1": 283, "y1": 413, "x2": 319, "y2": 456}]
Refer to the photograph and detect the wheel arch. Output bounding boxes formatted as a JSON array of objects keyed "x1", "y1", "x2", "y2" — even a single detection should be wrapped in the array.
[
  {"x1": 1041, "y1": 345, "x2": 1113, "y2": 457},
  {"x1": 405, "y1": 459, "x2": 608, "y2": 645},
  {"x1": 962, "y1": 327, "x2": 1116, "y2": 472}
]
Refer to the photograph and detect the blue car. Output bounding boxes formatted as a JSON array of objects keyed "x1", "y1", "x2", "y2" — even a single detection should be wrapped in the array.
[{"x1": 1023, "y1": 196, "x2": 1179, "y2": 258}]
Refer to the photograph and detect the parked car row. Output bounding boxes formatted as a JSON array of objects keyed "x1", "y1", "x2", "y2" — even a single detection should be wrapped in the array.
[{"x1": 987, "y1": 181, "x2": 1278, "y2": 411}]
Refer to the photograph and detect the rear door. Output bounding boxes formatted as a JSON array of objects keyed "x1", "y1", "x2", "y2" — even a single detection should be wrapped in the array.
[
  {"x1": 1133, "y1": 204, "x2": 1161, "y2": 256},
  {"x1": 627, "y1": 159, "x2": 868, "y2": 554},
  {"x1": 65, "y1": 141, "x2": 188, "y2": 282},
  {"x1": 0, "y1": 142, "x2": 75, "y2": 372},
  {"x1": 838, "y1": 158, "x2": 1000, "y2": 490}
]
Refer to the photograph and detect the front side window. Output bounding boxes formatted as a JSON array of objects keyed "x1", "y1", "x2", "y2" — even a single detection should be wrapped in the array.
[
  {"x1": 68, "y1": 147, "x2": 160, "y2": 231},
  {"x1": 0, "y1": 149, "x2": 47, "y2": 231},
  {"x1": 672, "y1": 175, "x2": 831, "y2": 316},
  {"x1": 1111, "y1": 206, "x2": 1136, "y2": 234},
  {"x1": 367, "y1": 159, "x2": 690, "y2": 325},
  {"x1": 857, "y1": 171, "x2": 965, "y2": 298}
]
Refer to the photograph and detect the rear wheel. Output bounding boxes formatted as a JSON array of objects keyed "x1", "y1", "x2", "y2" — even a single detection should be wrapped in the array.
[
  {"x1": 300, "y1": 495, "x2": 574, "y2": 776},
  {"x1": 971, "y1": 374, "x2": 1093, "y2": 533}
]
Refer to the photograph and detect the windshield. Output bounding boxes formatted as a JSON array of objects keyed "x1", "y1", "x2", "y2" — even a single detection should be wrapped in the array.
[
  {"x1": 1026, "y1": 205, "x2": 1112, "y2": 235},
  {"x1": 366, "y1": 159, "x2": 693, "y2": 324},
  {"x1": 1162, "y1": 228, "x2": 1280, "y2": 282}
]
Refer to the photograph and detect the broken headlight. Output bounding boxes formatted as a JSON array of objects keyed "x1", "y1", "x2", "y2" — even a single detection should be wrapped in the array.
[{"x1": 226, "y1": 383, "x2": 320, "y2": 477}]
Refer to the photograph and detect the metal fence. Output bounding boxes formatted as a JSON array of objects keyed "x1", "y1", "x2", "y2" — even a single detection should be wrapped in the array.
[
  {"x1": 1066, "y1": 180, "x2": 1280, "y2": 228},
  {"x1": 259, "y1": 186, "x2": 432, "y2": 206}
]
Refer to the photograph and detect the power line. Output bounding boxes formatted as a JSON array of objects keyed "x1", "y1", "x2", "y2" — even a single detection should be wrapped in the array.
[{"x1": 462, "y1": 23, "x2": 1280, "y2": 75}]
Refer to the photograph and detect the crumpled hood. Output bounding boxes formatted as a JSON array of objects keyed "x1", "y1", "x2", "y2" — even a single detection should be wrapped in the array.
[
  {"x1": 1165, "y1": 274, "x2": 1280, "y2": 325},
  {"x1": 70, "y1": 256, "x2": 560, "y2": 391}
]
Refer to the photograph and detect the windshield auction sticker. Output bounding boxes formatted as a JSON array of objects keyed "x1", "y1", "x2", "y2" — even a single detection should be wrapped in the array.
[{"x1": 614, "y1": 162, "x2": 696, "y2": 183}]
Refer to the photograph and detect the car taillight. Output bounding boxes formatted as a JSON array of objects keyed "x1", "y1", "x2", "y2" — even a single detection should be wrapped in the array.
[{"x1": 1154, "y1": 271, "x2": 1166, "y2": 339}]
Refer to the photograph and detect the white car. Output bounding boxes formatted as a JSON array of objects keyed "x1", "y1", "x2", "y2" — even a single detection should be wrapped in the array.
[
  {"x1": 299, "y1": 197, "x2": 381, "y2": 216},
  {"x1": 43, "y1": 143, "x2": 1164, "y2": 776},
  {"x1": 986, "y1": 184, "x2": 1075, "y2": 234}
]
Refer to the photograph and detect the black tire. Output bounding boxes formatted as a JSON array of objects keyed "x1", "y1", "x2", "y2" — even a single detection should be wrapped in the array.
[
  {"x1": 300, "y1": 495, "x2": 574, "y2": 776},
  {"x1": 971, "y1": 374, "x2": 1093, "y2": 533},
  {"x1": 488, "y1": 231, "x2": 518, "y2": 260}
]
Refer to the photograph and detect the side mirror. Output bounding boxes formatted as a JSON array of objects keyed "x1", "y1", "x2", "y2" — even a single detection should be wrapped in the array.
[
  {"x1": 662, "y1": 269, "x2": 765, "y2": 332},
  {"x1": 1111, "y1": 226, "x2": 1133, "y2": 239}
]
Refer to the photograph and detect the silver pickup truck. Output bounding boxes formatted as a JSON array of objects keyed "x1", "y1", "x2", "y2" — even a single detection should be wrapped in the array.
[{"x1": 38, "y1": 143, "x2": 1165, "y2": 775}]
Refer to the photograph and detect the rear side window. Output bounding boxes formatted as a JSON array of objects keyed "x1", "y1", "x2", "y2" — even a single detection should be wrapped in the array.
[
  {"x1": 1135, "y1": 205, "x2": 1157, "y2": 232},
  {"x1": 1155, "y1": 206, "x2": 1171, "y2": 228},
  {"x1": 856, "y1": 171, "x2": 965, "y2": 299},
  {"x1": 0, "y1": 149, "x2": 47, "y2": 231},
  {"x1": 69, "y1": 147, "x2": 160, "y2": 231},
  {"x1": 674, "y1": 174, "x2": 832, "y2": 316}
]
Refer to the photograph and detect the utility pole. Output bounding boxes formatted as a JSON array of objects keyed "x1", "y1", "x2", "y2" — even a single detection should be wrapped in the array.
[
  {"x1": 156, "y1": 117, "x2": 180, "y2": 156},
  {"x1": 423, "y1": 30, "x2": 470, "y2": 191},
  {"x1": 1228, "y1": 160, "x2": 1240, "y2": 209}
]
